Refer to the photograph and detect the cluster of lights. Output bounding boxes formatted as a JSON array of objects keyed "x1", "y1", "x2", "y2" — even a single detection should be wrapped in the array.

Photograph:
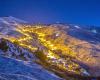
[{"x1": 4, "y1": 24, "x2": 85, "y2": 75}]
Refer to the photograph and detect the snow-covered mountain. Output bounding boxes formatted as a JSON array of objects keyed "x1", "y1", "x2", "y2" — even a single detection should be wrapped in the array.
[
  {"x1": 0, "y1": 16, "x2": 28, "y2": 37},
  {"x1": 0, "y1": 55, "x2": 62, "y2": 80},
  {"x1": 0, "y1": 16, "x2": 27, "y2": 25},
  {"x1": 0, "y1": 16, "x2": 100, "y2": 80}
]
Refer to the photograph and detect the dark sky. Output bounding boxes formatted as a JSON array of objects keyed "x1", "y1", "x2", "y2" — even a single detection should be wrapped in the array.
[{"x1": 0, "y1": 0, "x2": 100, "y2": 26}]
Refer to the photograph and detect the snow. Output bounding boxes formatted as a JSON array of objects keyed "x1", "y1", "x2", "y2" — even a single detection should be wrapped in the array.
[
  {"x1": 0, "y1": 18, "x2": 10, "y2": 25},
  {"x1": 0, "y1": 56, "x2": 62, "y2": 80},
  {"x1": 74, "y1": 25, "x2": 80, "y2": 29},
  {"x1": 83, "y1": 70, "x2": 90, "y2": 76},
  {"x1": 0, "y1": 16, "x2": 27, "y2": 27},
  {"x1": 0, "y1": 16, "x2": 27, "y2": 23},
  {"x1": 91, "y1": 29, "x2": 97, "y2": 33},
  {"x1": 0, "y1": 38, "x2": 36, "y2": 61},
  {"x1": 55, "y1": 32, "x2": 60, "y2": 37}
]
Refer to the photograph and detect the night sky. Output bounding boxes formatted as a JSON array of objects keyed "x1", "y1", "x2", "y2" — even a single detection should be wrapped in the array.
[{"x1": 0, "y1": 0, "x2": 100, "y2": 26}]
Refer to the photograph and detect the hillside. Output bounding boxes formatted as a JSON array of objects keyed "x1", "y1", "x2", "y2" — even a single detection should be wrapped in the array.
[{"x1": 0, "y1": 17, "x2": 100, "y2": 80}]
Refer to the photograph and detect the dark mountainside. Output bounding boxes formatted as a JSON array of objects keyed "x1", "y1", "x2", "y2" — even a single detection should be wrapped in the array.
[{"x1": 0, "y1": 17, "x2": 100, "y2": 80}]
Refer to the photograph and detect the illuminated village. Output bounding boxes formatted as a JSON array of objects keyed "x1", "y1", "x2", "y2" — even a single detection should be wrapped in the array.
[
  {"x1": 3, "y1": 24, "x2": 90, "y2": 77},
  {"x1": 0, "y1": 21, "x2": 100, "y2": 80}
]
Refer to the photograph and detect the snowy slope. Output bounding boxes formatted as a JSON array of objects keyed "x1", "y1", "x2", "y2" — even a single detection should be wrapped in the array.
[
  {"x1": 0, "y1": 16, "x2": 27, "y2": 25},
  {"x1": 0, "y1": 38, "x2": 63, "y2": 80},
  {"x1": 0, "y1": 55, "x2": 62, "y2": 80},
  {"x1": 0, "y1": 38, "x2": 36, "y2": 61},
  {"x1": 0, "y1": 16, "x2": 27, "y2": 37}
]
